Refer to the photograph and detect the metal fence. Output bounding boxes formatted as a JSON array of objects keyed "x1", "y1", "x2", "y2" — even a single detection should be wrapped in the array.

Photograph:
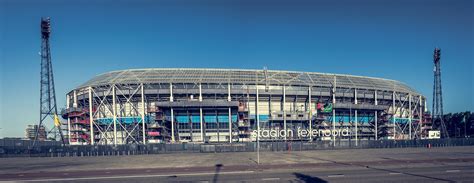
[{"x1": 1, "y1": 138, "x2": 473, "y2": 158}]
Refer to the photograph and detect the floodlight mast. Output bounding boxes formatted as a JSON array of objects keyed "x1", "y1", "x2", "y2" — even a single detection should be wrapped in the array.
[
  {"x1": 34, "y1": 17, "x2": 65, "y2": 146},
  {"x1": 432, "y1": 48, "x2": 448, "y2": 138}
]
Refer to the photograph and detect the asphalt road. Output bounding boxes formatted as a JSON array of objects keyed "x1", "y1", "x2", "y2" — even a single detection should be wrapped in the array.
[
  {"x1": 3, "y1": 164, "x2": 473, "y2": 183},
  {"x1": 1, "y1": 146, "x2": 473, "y2": 182}
]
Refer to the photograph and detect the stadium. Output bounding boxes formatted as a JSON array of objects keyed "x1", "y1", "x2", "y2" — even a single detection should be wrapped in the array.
[{"x1": 62, "y1": 68, "x2": 431, "y2": 145}]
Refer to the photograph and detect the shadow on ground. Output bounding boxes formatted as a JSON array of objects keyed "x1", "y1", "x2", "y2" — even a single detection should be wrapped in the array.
[
  {"x1": 294, "y1": 172, "x2": 327, "y2": 183},
  {"x1": 293, "y1": 153, "x2": 455, "y2": 182},
  {"x1": 213, "y1": 164, "x2": 223, "y2": 183}
]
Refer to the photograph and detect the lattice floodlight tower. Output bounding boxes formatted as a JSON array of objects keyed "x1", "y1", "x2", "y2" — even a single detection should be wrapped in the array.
[
  {"x1": 34, "y1": 17, "x2": 65, "y2": 146},
  {"x1": 432, "y1": 48, "x2": 448, "y2": 138}
]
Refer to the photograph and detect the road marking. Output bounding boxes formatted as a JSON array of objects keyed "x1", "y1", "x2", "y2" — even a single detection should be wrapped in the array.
[
  {"x1": 327, "y1": 174, "x2": 344, "y2": 178},
  {"x1": 15, "y1": 171, "x2": 255, "y2": 182},
  {"x1": 446, "y1": 170, "x2": 460, "y2": 173},
  {"x1": 262, "y1": 177, "x2": 280, "y2": 181},
  {"x1": 389, "y1": 172, "x2": 402, "y2": 175}
]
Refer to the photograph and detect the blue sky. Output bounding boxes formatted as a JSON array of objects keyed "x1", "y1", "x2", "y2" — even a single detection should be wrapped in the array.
[{"x1": 0, "y1": 0, "x2": 472, "y2": 137}]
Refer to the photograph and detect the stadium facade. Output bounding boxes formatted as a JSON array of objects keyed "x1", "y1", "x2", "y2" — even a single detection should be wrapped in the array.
[{"x1": 62, "y1": 68, "x2": 432, "y2": 145}]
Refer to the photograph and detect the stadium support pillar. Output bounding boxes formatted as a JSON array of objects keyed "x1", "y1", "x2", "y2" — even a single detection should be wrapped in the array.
[
  {"x1": 282, "y1": 85, "x2": 287, "y2": 141},
  {"x1": 112, "y1": 85, "x2": 117, "y2": 146},
  {"x1": 256, "y1": 84, "x2": 260, "y2": 164},
  {"x1": 392, "y1": 91, "x2": 396, "y2": 140},
  {"x1": 375, "y1": 90, "x2": 378, "y2": 140},
  {"x1": 227, "y1": 83, "x2": 231, "y2": 102},
  {"x1": 308, "y1": 86, "x2": 312, "y2": 141},
  {"x1": 170, "y1": 83, "x2": 175, "y2": 142},
  {"x1": 73, "y1": 90, "x2": 78, "y2": 108},
  {"x1": 354, "y1": 88, "x2": 358, "y2": 105},
  {"x1": 409, "y1": 94, "x2": 412, "y2": 139},
  {"x1": 141, "y1": 83, "x2": 146, "y2": 144},
  {"x1": 88, "y1": 86, "x2": 94, "y2": 145},
  {"x1": 199, "y1": 83, "x2": 204, "y2": 142},
  {"x1": 170, "y1": 83, "x2": 174, "y2": 102},
  {"x1": 171, "y1": 108, "x2": 175, "y2": 142},
  {"x1": 228, "y1": 107, "x2": 232, "y2": 143},
  {"x1": 66, "y1": 94, "x2": 70, "y2": 109},
  {"x1": 199, "y1": 83, "x2": 202, "y2": 102},
  {"x1": 419, "y1": 96, "x2": 423, "y2": 138},
  {"x1": 332, "y1": 75, "x2": 336, "y2": 146},
  {"x1": 66, "y1": 94, "x2": 71, "y2": 145},
  {"x1": 200, "y1": 108, "x2": 203, "y2": 142},
  {"x1": 228, "y1": 83, "x2": 232, "y2": 143},
  {"x1": 355, "y1": 89, "x2": 358, "y2": 146}
]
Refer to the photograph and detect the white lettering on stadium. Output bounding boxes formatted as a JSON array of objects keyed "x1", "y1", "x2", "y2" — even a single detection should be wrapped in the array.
[{"x1": 251, "y1": 127, "x2": 350, "y2": 138}]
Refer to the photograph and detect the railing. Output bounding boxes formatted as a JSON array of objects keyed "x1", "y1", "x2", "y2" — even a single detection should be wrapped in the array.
[{"x1": 1, "y1": 138, "x2": 474, "y2": 157}]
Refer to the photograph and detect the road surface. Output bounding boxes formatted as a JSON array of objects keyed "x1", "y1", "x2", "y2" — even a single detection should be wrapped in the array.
[{"x1": 0, "y1": 146, "x2": 473, "y2": 182}]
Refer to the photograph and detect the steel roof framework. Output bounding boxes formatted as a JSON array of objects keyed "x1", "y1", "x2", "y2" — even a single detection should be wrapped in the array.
[{"x1": 78, "y1": 68, "x2": 418, "y2": 95}]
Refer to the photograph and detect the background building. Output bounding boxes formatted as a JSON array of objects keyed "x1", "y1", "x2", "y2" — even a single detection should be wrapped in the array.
[
  {"x1": 62, "y1": 68, "x2": 431, "y2": 145},
  {"x1": 25, "y1": 125, "x2": 47, "y2": 141}
]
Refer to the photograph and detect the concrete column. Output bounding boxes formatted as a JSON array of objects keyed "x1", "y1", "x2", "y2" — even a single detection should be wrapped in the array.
[
  {"x1": 66, "y1": 94, "x2": 71, "y2": 145},
  {"x1": 171, "y1": 108, "x2": 175, "y2": 142},
  {"x1": 268, "y1": 94, "x2": 272, "y2": 118},
  {"x1": 332, "y1": 76, "x2": 336, "y2": 146},
  {"x1": 228, "y1": 107, "x2": 232, "y2": 143},
  {"x1": 66, "y1": 94, "x2": 70, "y2": 109},
  {"x1": 88, "y1": 87, "x2": 94, "y2": 145},
  {"x1": 170, "y1": 83, "x2": 175, "y2": 142},
  {"x1": 354, "y1": 88, "x2": 358, "y2": 105},
  {"x1": 282, "y1": 85, "x2": 286, "y2": 141},
  {"x1": 227, "y1": 83, "x2": 232, "y2": 143},
  {"x1": 256, "y1": 85, "x2": 260, "y2": 131},
  {"x1": 392, "y1": 91, "x2": 396, "y2": 140},
  {"x1": 308, "y1": 86, "x2": 312, "y2": 140},
  {"x1": 355, "y1": 89, "x2": 358, "y2": 146},
  {"x1": 199, "y1": 83, "x2": 202, "y2": 102},
  {"x1": 199, "y1": 83, "x2": 204, "y2": 142},
  {"x1": 227, "y1": 83, "x2": 231, "y2": 102},
  {"x1": 67, "y1": 118, "x2": 71, "y2": 145},
  {"x1": 169, "y1": 83, "x2": 174, "y2": 102},
  {"x1": 200, "y1": 108, "x2": 204, "y2": 142},
  {"x1": 419, "y1": 96, "x2": 423, "y2": 138},
  {"x1": 141, "y1": 83, "x2": 146, "y2": 144},
  {"x1": 375, "y1": 90, "x2": 378, "y2": 140},
  {"x1": 375, "y1": 91, "x2": 378, "y2": 105},
  {"x1": 409, "y1": 94, "x2": 412, "y2": 139},
  {"x1": 112, "y1": 85, "x2": 117, "y2": 146},
  {"x1": 375, "y1": 111, "x2": 378, "y2": 141},
  {"x1": 355, "y1": 110, "x2": 358, "y2": 145},
  {"x1": 73, "y1": 90, "x2": 78, "y2": 108},
  {"x1": 256, "y1": 85, "x2": 260, "y2": 163}
]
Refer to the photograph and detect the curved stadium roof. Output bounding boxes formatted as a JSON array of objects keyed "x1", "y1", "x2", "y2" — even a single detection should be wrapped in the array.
[{"x1": 78, "y1": 68, "x2": 419, "y2": 95}]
